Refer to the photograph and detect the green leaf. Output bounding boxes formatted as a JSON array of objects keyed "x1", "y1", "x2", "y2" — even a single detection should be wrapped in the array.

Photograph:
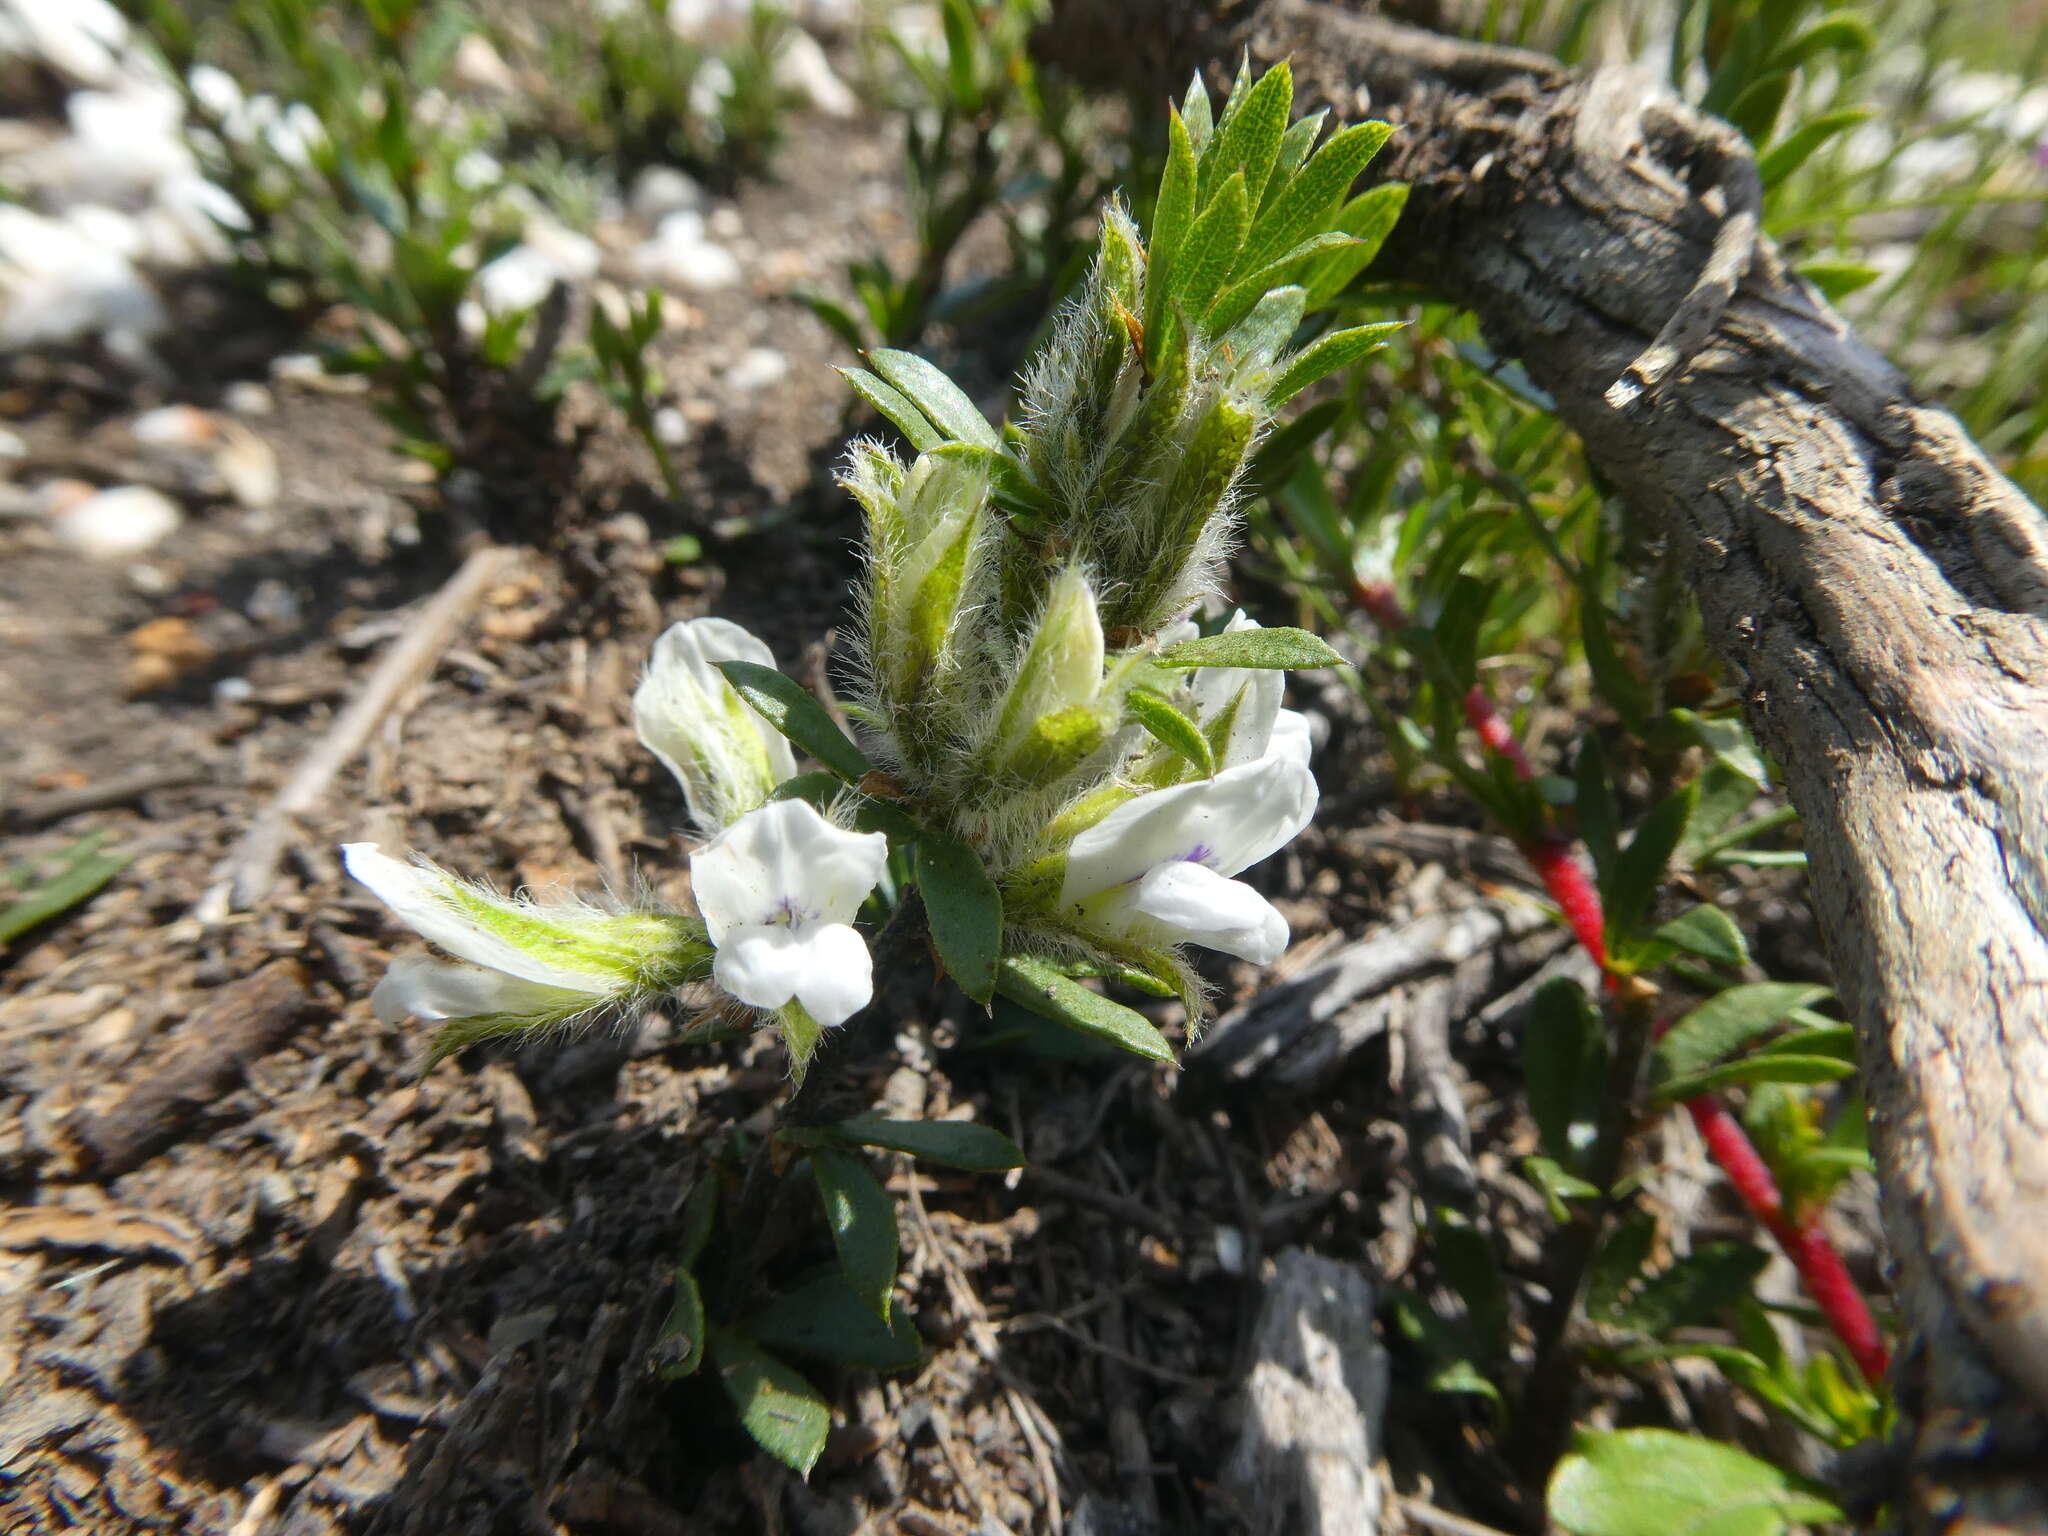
[
  {"x1": 1169, "y1": 169, "x2": 1248, "y2": 319},
  {"x1": 864, "y1": 348, "x2": 1000, "y2": 450},
  {"x1": 1757, "y1": 108, "x2": 1874, "y2": 187},
  {"x1": 995, "y1": 954, "x2": 1175, "y2": 1062},
  {"x1": 1523, "y1": 977, "x2": 1608, "y2": 1170},
  {"x1": 1725, "y1": 70, "x2": 1792, "y2": 145},
  {"x1": 1207, "y1": 232, "x2": 1360, "y2": 336},
  {"x1": 679, "y1": 1176, "x2": 718, "y2": 1268},
  {"x1": 1125, "y1": 686, "x2": 1215, "y2": 776},
  {"x1": 809, "y1": 1147, "x2": 899, "y2": 1321},
  {"x1": 718, "y1": 660, "x2": 873, "y2": 783},
  {"x1": 1272, "y1": 108, "x2": 1327, "y2": 183},
  {"x1": 1766, "y1": 13, "x2": 1874, "y2": 72},
  {"x1": 1652, "y1": 983, "x2": 1833, "y2": 1085},
  {"x1": 1653, "y1": 906, "x2": 1750, "y2": 968},
  {"x1": 1524, "y1": 1155, "x2": 1602, "y2": 1222},
  {"x1": 915, "y1": 835, "x2": 1002, "y2": 1005},
  {"x1": 1611, "y1": 1244, "x2": 1771, "y2": 1339},
  {"x1": 1574, "y1": 739, "x2": 1620, "y2": 886},
  {"x1": 655, "y1": 1266, "x2": 707, "y2": 1379},
  {"x1": 1794, "y1": 257, "x2": 1882, "y2": 302},
  {"x1": 1203, "y1": 59, "x2": 1292, "y2": 211},
  {"x1": 1431, "y1": 1209, "x2": 1508, "y2": 1360},
  {"x1": 709, "y1": 1330, "x2": 831, "y2": 1475},
  {"x1": 1549, "y1": 1427, "x2": 1842, "y2": 1536},
  {"x1": 0, "y1": 831, "x2": 129, "y2": 945},
  {"x1": 829, "y1": 1112, "x2": 1024, "y2": 1170},
  {"x1": 1155, "y1": 626, "x2": 1342, "y2": 670},
  {"x1": 1146, "y1": 108, "x2": 1201, "y2": 352},
  {"x1": 1270, "y1": 321, "x2": 1403, "y2": 405},
  {"x1": 1653, "y1": 1053, "x2": 1856, "y2": 1104},
  {"x1": 778, "y1": 1001, "x2": 826, "y2": 1085},
  {"x1": 1305, "y1": 182, "x2": 1408, "y2": 304},
  {"x1": 1602, "y1": 781, "x2": 1696, "y2": 946},
  {"x1": 1243, "y1": 120, "x2": 1394, "y2": 271},
  {"x1": 744, "y1": 1274, "x2": 924, "y2": 1370},
  {"x1": 1586, "y1": 1208, "x2": 1657, "y2": 1322}
]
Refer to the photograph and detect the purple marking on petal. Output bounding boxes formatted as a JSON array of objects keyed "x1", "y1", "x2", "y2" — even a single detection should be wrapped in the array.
[{"x1": 1182, "y1": 844, "x2": 1214, "y2": 866}]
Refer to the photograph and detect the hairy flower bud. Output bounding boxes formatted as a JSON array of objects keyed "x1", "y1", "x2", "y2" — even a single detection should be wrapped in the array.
[{"x1": 633, "y1": 617, "x2": 797, "y2": 833}]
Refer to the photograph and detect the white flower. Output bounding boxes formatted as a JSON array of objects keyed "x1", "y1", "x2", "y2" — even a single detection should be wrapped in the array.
[
  {"x1": 690, "y1": 798, "x2": 888, "y2": 1027},
  {"x1": 1058, "y1": 752, "x2": 1317, "y2": 965},
  {"x1": 634, "y1": 617, "x2": 798, "y2": 833},
  {"x1": 343, "y1": 843, "x2": 709, "y2": 1028},
  {"x1": 1163, "y1": 609, "x2": 1314, "y2": 770}
]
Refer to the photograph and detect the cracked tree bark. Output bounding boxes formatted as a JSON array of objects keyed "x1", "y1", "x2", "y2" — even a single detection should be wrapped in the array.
[{"x1": 1043, "y1": 3, "x2": 2048, "y2": 1529}]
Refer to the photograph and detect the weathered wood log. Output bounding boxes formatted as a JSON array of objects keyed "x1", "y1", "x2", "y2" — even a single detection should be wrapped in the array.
[{"x1": 1046, "y1": 3, "x2": 2048, "y2": 1527}]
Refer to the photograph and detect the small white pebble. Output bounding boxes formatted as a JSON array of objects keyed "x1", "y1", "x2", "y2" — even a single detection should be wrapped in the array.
[
  {"x1": 1213, "y1": 1224, "x2": 1248, "y2": 1276},
  {"x1": 724, "y1": 347, "x2": 788, "y2": 393},
  {"x1": 53, "y1": 484, "x2": 181, "y2": 559}
]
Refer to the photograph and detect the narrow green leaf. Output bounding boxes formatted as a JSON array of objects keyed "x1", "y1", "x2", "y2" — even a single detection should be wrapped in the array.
[
  {"x1": 810, "y1": 1147, "x2": 899, "y2": 1321},
  {"x1": 865, "y1": 348, "x2": 1000, "y2": 450},
  {"x1": 1726, "y1": 70, "x2": 1792, "y2": 145},
  {"x1": 1611, "y1": 1244, "x2": 1771, "y2": 1339},
  {"x1": 1243, "y1": 120, "x2": 1394, "y2": 271},
  {"x1": 1574, "y1": 739, "x2": 1620, "y2": 886},
  {"x1": 1155, "y1": 626, "x2": 1342, "y2": 670},
  {"x1": 1586, "y1": 1209, "x2": 1657, "y2": 1322},
  {"x1": 1757, "y1": 107, "x2": 1873, "y2": 187},
  {"x1": 1125, "y1": 686, "x2": 1215, "y2": 775},
  {"x1": 1146, "y1": 108, "x2": 1200, "y2": 353},
  {"x1": 1206, "y1": 231, "x2": 1359, "y2": 336},
  {"x1": 837, "y1": 366, "x2": 941, "y2": 451},
  {"x1": 744, "y1": 1275, "x2": 923, "y2": 1370},
  {"x1": 1795, "y1": 257, "x2": 1882, "y2": 302},
  {"x1": 1523, "y1": 977, "x2": 1608, "y2": 1169},
  {"x1": 1602, "y1": 781, "x2": 1697, "y2": 946},
  {"x1": 1169, "y1": 169, "x2": 1248, "y2": 320},
  {"x1": 718, "y1": 660, "x2": 872, "y2": 783},
  {"x1": 1653, "y1": 905, "x2": 1750, "y2": 968},
  {"x1": 1180, "y1": 71, "x2": 1213, "y2": 153},
  {"x1": 1224, "y1": 285, "x2": 1308, "y2": 370},
  {"x1": 1203, "y1": 59, "x2": 1292, "y2": 210},
  {"x1": 1654, "y1": 1053, "x2": 1855, "y2": 1104},
  {"x1": 710, "y1": 1330, "x2": 831, "y2": 1475},
  {"x1": 678, "y1": 1177, "x2": 718, "y2": 1268},
  {"x1": 654, "y1": 1267, "x2": 707, "y2": 1379},
  {"x1": 1652, "y1": 982, "x2": 1833, "y2": 1084},
  {"x1": 1523, "y1": 1154, "x2": 1602, "y2": 1222},
  {"x1": 1271, "y1": 108, "x2": 1327, "y2": 184},
  {"x1": 995, "y1": 954, "x2": 1175, "y2": 1062},
  {"x1": 1766, "y1": 12, "x2": 1874, "y2": 72},
  {"x1": 1549, "y1": 1427, "x2": 1842, "y2": 1536},
  {"x1": 1305, "y1": 182, "x2": 1409, "y2": 304},
  {"x1": 915, "y1": 835, "x2": 1002, "y2": 1005},
  {"x1": 0, "y1": 831, "x2": 129, "y2": 945},
  {"x1": 829, "y1": 1112, "x2": 1024, "y2": 1170},
  {"x1": 1270, "y1": 321, "x2": 1403, "y2": 405},
  {"x1": 1431, "y1": 1209, "x2": 1509, "y2": 1360}
]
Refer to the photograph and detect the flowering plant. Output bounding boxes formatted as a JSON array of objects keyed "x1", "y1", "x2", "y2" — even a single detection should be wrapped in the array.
[{"x1": 343, "y1": 60, "x2": 1390, "y2": 1473}]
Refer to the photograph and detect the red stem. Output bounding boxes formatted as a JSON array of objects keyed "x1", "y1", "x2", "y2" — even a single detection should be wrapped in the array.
[{"x1": 1350, "y1": 577, "x2": 1889, "y2": 1385}]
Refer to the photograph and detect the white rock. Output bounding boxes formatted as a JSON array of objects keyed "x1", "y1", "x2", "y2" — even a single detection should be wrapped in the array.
[
  {"x1": 690, "y1": 57, "x2": 735, "y2": 121},
  {"x1": 708, "y1": 206, "x2": 744, "y2": 241},
  {"x1": 215, "y1": 423, "x2": 280, "y2": 509},
  {"x1": 773, "y1": 29, "x2": 857, "y2": 118},
  {"x1": 634, "y1": 211, "x2": 744, "y2": 291},
  {"x1": 452, "y1": 149, "x2": 504, "y2": 190},
  {"x1": 630, "y1": 165, "x2": 708, "y2": 223},
  {"x1": 0, "y1": 427, "x2": 24, "y2": 459},
  {"x1": 188, "y1": 63, "x2": 244, "y2": 121},
  {"x1": 724, "y1": 347, "x2": 787, "y2": 392},
  {"x1": 52, "y1": 484, "x2": 182, "y2": 559},
  {"x1": 654, "y1": 406, "x2": 690, "y2": 446},
  {"x1": 132, "y1": 403, "x2": 217, "y2": 448},
  {"x1": 524, "y1": 219, "x2": 600, "y2": 282},
  {"x1": 63, "y1": 84, "x2": 194, "y2": 198},
  {"x1": 224, "y1": 381, "x2": 274, "y2": 415}
]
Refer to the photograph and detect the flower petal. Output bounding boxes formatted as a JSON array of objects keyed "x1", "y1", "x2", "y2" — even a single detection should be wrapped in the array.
[
  {"x1": 1266, "y1": 707, "x2": 1313, "y2": 768},
  {"x1": 791, "y1": 921, "x2": 873, "y2": 1027},
  {"x1": 370, "y1": 954, "x2": 596, "y2": 1025},
  {"x1": 690, "y1": 799, "x2": 888, "y2": 940},
  {"x1": 343, "y1": 843, "x2": 618, "y2": 991},
  {"x1": 1191, "y1": 613, "x2": 1286, "y2": 769},
  {"x1": 1127, "y1": 860, "x2": 1290, "y2": 964},
  {"x1": 1061, "y1": 754, "x2": 1318, "y2": 903},
  {"x1": 634, "y1": 617, "x2": 796, "y2": 829},
  {"x1": 712, "y1": 922, "x2": 809, "y2": 1011}
]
